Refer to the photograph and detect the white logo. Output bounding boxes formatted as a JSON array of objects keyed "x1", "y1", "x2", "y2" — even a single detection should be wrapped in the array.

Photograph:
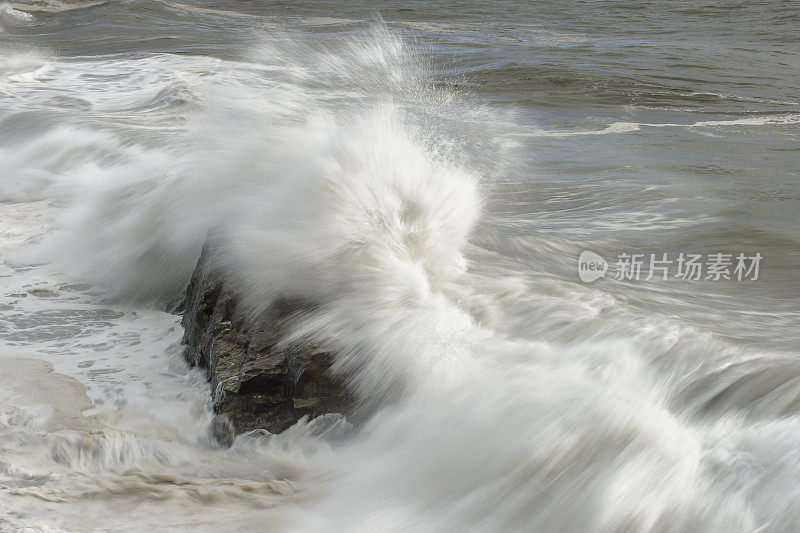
[
  {"x1": 578, "y1": 251, "x2": 607, "y2": 282},
  {"x1": 578, "y1": 251, "x2": 762, "y2": 282}
]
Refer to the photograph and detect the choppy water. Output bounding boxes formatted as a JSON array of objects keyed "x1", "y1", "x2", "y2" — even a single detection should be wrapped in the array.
[{"x1": 1, "y1": 1, "x2": 799, "y2": 531}]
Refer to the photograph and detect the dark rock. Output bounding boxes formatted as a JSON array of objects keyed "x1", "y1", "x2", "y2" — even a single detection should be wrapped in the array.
[
  {"x1": 209, "y1": 414, "x2": 235, "y2": 448},
  {"x1": 166, "y1": 293, "x2": 186, "y2": 315},
  {"x1": 181, "y1": 241, "x2": 350, "y2": 436}
]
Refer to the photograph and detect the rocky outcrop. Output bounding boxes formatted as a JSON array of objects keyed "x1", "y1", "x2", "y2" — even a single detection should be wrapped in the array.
[{"x1": 180, "y1": 241, "x2": 349, "y2": 437}]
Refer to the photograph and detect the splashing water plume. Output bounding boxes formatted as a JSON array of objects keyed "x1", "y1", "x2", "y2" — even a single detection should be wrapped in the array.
[{"x1": 1, "y1": 13, "x2": 800, "y2": 532}]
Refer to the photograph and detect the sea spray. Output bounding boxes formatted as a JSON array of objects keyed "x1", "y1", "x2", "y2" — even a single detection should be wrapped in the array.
[{"x1": 2, "y1": 18, "x2": 800, "y2": 533}]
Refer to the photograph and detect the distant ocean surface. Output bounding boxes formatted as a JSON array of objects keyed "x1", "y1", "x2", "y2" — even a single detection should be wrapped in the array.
[{"x1": 1, "y1": 1, "x2": 799, "y2": 531}]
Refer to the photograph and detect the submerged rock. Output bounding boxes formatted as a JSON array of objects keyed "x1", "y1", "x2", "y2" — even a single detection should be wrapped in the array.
[{"x1": 181, "y1": 241, "x2": 350, "y2": 436}]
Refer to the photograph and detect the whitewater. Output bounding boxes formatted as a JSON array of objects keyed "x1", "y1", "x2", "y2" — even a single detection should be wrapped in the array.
[{"x1": 2, "y1": 2, "x2": 800, "y2": 531}]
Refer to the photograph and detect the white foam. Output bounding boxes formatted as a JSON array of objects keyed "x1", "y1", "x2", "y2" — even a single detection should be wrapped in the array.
[
  {"x1": 2, "y1": 24, "x2": 800, "y2": 532},
  {"x1": 520, "y1": 113, "x2": 800, "y2": 138}
]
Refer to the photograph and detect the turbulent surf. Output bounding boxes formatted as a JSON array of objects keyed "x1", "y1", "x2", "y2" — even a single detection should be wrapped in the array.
[{"x1": 1, "y1": 1, "x2": 799, "y2": 531}]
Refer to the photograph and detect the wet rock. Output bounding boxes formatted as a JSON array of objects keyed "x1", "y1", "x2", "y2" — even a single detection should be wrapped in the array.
[
  {"x1": 181, "y1": 241, "x2": 350, "y2": 435},
  {"x1": 209, "y1": 414, "x2": 235, "y2": 448}
]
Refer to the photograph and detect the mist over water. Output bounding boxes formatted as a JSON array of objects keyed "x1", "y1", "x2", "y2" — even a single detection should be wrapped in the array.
[{"x1": 1, "y1": 1, "x2": 799, "y2": 531}]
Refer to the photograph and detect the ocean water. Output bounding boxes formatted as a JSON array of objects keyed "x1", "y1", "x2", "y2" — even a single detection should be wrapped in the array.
[{"x1": 1, "y1": 1, "x2": 799, "y2": 531}]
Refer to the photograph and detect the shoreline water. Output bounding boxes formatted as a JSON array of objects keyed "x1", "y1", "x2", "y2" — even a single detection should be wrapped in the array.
[{"x1": 1, "y1": 1, "x2": 799, "y2": 530}]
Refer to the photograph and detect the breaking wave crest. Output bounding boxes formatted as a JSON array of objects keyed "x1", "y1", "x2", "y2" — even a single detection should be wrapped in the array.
[{"x1": 4, "y1": 23, "x2": 800, "y2": 532}]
